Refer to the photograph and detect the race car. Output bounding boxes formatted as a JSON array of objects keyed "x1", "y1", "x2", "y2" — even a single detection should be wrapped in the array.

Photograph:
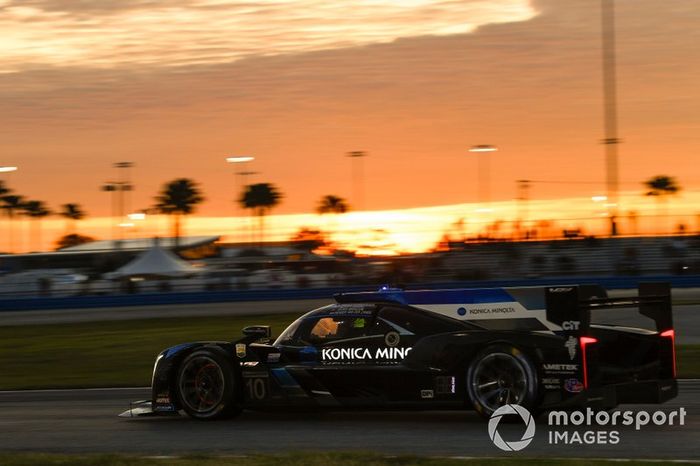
[{"x1": 120, "y1": 282, "x2": 678, "y2": 420}]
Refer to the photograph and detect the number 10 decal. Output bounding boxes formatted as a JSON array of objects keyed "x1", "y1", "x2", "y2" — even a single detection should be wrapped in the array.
[{"x1": 245, "y1": 377, "x2": 267, "y2": 400}]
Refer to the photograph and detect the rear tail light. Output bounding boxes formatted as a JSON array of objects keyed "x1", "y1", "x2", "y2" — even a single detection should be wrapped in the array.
[
  {"x1": 660, "y1": 329, "x2": 676, "y2": 378},
  {"x1": 579, "y1": 336, "x2": 598, "y2": 389}
]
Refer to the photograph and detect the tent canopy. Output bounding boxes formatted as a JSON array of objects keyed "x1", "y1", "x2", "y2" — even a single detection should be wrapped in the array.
[{"x1": 108, "y1": 243, "x2": 201, "y2": 278}]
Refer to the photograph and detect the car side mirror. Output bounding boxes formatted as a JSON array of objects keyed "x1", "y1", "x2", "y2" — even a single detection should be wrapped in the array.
[{"x1": 242, "y1": 325, "x2": 271, "y2": 341}]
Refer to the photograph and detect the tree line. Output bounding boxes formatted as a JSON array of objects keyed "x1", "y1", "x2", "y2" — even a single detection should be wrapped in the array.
[
  {"x1": 0, "y1": 174, "x2": 682, "y2": 253},
  {"x1": 0, "y1": 178, "x2": 351, "y2": 252}
]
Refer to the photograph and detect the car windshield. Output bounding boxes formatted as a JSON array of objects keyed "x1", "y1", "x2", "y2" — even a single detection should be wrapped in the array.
[
  {"x1": 308, "y1": 316, "x2": 369, "y2": 343},
  {"x1": 274, "y1": 316, "x2": 304, "y2": 346}
]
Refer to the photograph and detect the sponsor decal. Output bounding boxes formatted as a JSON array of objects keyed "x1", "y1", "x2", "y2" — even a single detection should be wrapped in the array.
[
  {"x1": 321, "y1": 346, "x2": 411, "y2": 361},
  {"x1": 153, "y1": 404, "x2": 176, "y2": 412},
  {"x1": 328, "y1": 305, "x2": 374, "y2": 316},
  {"x1": 562, "y1": 320, "x2": 581, "y2": 331},
  {"x1": 564, "y1": 378, "x2": 584, "y2": 393},
  {"x1": 420, "y1": 389, "x2": 434, "y2": 399},
  {"x1": 549, "y1": 287, "x2": 573, "y2": 293},
  {"x1": 267, "y1": 353, "x2": 281, "y2": 363},
  {"x1": 543, "y1": 363, "x2": 579, "y2": 371},
  {"x1": 488, "y1": 404, "x2": 536, "y2": 451},
  {"x1": 235, "y1": 343, "x2": 247, "y2": 358},
  {"x1": 435, "y1": 376, "x2": 456, "y2": 394},
  {"x1": 565, "y1": 336, "x2": 577, "y2": 360},
  {"x1": 543, "y1": 363, "x2": 579, "y2": 375},
  {"x1": 155, "y1": 396, "x2": 170, "y2": 404},
  {"x1": 542, "y1": 377, "x2": 561, "y2": 390},
  {"x1": 469, "y1": 307, "x2": 516, "y2": 315}
]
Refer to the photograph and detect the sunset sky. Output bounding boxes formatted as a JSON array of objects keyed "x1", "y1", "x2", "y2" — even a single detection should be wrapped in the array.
[{"x1": 1, "y1": 0, "x2": 699, "y2": 253}]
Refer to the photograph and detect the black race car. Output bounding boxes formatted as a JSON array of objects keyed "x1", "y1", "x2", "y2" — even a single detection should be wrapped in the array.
[{"x1": 120, "y1": 282, "x2": 678, "y2": 420}]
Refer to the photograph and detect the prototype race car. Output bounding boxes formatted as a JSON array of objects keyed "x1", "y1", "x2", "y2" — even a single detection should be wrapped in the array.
[{"x1": 120, "y1": 282, "x2": 678, "y2": 420}]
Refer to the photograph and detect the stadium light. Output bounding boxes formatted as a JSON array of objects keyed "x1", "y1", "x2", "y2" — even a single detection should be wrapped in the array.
[
  {"x1": 226, "y1": 156, "x2": 255, "y2": 163},
  {"x1": 346, "y1": 151, "x2": 368, "y2": 211},
  {"x1": 468, "y1": 145, "x2": 498, "y2": 212},
  {"x1": 468, "y1": 145, "x2": 498, "y2": 153}
]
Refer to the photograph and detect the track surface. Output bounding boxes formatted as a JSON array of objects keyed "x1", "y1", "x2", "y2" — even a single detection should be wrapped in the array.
[{"x1": 0, "y1": 381, "x2": 698, "y2": 459}]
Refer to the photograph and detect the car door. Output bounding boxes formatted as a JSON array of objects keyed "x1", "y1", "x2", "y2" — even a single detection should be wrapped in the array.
[
  {"x1": 271, "y1": 306, "x2": 382, "y2": 405},
  {"x1": 359, "y1": 305, "x2": 470, "y2": 405}
]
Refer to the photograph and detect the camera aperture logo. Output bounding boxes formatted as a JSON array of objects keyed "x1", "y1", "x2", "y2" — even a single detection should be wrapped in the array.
[{"x1": 488, "y1": 404, "x2": 536, "y2": 451}]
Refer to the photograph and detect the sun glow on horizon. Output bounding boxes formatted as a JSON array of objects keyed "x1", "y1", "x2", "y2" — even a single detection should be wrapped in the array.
[{"x1": 4, "y1": 190, "x2": 700, "y2": 255}]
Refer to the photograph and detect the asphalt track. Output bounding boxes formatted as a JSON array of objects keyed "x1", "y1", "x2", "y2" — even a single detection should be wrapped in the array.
[{"x1": 0, "y1": 381, "x2": 698, "y2": 459}]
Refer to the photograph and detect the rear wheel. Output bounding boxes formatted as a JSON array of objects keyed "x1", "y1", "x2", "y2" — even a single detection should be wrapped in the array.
[
  {"x1": 177, "y1": 349, "x2": 241, "y2": 420},
  {"x1": 466, "y1": 344, "x2": 538, "y2": 419}
]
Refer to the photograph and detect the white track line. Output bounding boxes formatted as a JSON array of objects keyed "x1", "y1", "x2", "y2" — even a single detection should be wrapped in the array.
[
  {"x1": 2, "y1": 379, "x2": 698, "y2": 394},
  {"x1": 447, "y1": 457, "x2": 700, "y2": 463},
  {"x1": 0, "y1": 386, "x2": 149, "y2": 394}
]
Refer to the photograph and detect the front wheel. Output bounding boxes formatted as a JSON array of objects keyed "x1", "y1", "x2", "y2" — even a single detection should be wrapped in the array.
[
  {"x1": 176, "y1": 349, "x2": 241, "y2": 420},
  {"x1": 466, "y1": 344, "x2": 539, "y2": 419}
]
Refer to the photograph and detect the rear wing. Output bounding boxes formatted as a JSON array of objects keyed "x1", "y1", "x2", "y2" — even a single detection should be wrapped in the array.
[{"x1": 545, "y1": 282, "x2": 673, "y2": 336}]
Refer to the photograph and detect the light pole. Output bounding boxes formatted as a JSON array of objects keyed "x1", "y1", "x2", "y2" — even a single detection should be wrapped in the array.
[
  {"x1": 226, "y1": 156, "x2": 255, "y2": 243},
  {"x1": 601, "y1": 0, "x2": 620, "y2": 236},
  {"x1": 468, "y1": 145, "x2": 498, "y2": 208},
  {"x1": 347, "y1": 151, "x2": 367, "y2": 211},
  {"x1": 226, "y1": 156, "x2": 255, "y2": 213},
  {"x1": 237, "y1": 171, "x2": 259, "y2": 187},
  {"x1": 516, "y1": 179, "x2": 531, "y2": 239},
  {"x1": 102, "y1": 162, "x2": 134, "y2": 249},
  {"x1": 0, "y1": 166, "x2": 18, "y2": 253},
  {"x1": 114, "y1": 162, "x2": 134, "y2": 224}
]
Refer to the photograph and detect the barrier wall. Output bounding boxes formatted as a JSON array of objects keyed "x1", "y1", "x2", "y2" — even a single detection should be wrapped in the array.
[
  {"x1": 0, "y1": 275, "x2": 700, "y2": 312},
  {"x1": 1, "y1": 275, "x2": 699, "y2": 312}
]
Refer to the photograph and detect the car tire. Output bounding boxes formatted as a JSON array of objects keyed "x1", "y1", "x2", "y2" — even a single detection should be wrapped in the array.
[
  {"x1": 466, "y1": 344, "x2": 539, "y2": 419},
  {"x1": 176, "y1": 349, "x2": 241, "y2": 420}
]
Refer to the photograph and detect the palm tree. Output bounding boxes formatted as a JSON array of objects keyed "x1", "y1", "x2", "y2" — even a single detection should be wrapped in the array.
[
  {"x1": 644, "y1": 175, "x2": 681, "y2": 234},
  {"x1": 316, "y1": 194, "x2": 349, "y2": 241},
  {"x1": 22, "y1": 200, "x2": 52, "y2": 252},
  {"x1": 1, "y1": 194, "x2": 24, "y2": 252},
  {"x1": 239, "y1": 183, "x2": 282, "y2": 247},
  {"x1": 154, "y1": 178, "x2": 205, "y2": 249},
  {"x1": 55, "y1": 233, "x2": 95, "y2": 250},
  {"x1": 317, "y1": 195, "x2": 349, "y2": 215},
  {"x1": 59, "y1": 203, "x2": 86, "y2": 235}
]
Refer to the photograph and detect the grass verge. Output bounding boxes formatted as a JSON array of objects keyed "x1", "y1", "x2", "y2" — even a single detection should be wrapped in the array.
[
  {"x1": 679, "y1": 344, "x2": 700, "y2": 378},
  {"x1": 0, "y1": 453, "x2": 681, "y2": 466},
  {"x1": 0, "y1": 315, "x2": 697, "y2": 390},
  {"x1": 0, "y1": 313, "x2": 297, "y2": 390}
]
